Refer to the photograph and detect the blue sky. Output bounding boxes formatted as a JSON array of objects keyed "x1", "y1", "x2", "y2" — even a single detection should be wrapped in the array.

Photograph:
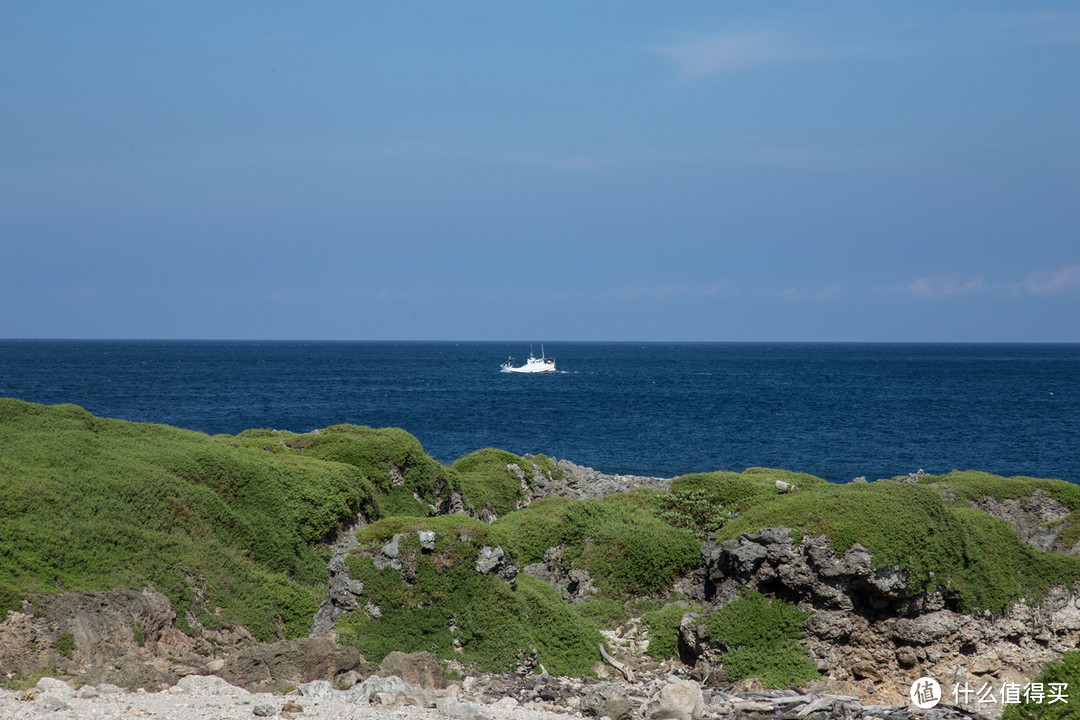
[{"x1": 2, "y1": 2, "x2": 1078, "y2": 341}]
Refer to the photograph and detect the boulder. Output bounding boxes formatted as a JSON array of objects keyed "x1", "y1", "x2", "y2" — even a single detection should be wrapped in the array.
[
  {"x1": 644, "y1": 679, "x2": 704, "y2": 720},
  {"x1": 379, "y1": 650, "x2": 449, "y2": 689},
  {"x1": 889, "y1": 611, "x2": 961, "y2": 646},
  {"x1": 436, "y1": 695, "x2": 494, "y2": 720},
  {"x1": 77, "y1": 653, "x2": 179, "y2": 691},
  {"x1": 581, "y1": 681, "x2": 634, "y2": 720},
  {"x1": 344, "y1": 674, "x2": 439, "y2": 707},
  {"x1": 214, "y1": 636, "x2": 367, "y2": 694}
]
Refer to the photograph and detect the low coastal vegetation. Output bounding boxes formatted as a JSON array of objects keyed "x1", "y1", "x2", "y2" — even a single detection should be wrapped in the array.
[
  {"x1": 4, "y1": 398, "x2": 1080, "y2": 688},
  {"x1": 338, "y1": 515, "x2": 602, "y2": 675},
  {"x1": 0, "y1": 399, "x2": 375, "y2": 639}
]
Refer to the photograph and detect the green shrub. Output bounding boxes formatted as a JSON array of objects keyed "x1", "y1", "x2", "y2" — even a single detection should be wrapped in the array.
[
  {"x1": 494, "y1": 492, "x2": 700, "y2": 601},
  {"x1": 642, "y1": 604, "x2": 691, "y2": 660},
  {"x1": 704, "y1": 591, "x2": 817, "y2": 688},
  {"x1": 228, "y1": 424, "x2": 454, "y2": 519},
  {"x1": 493, "y1": 497, "x2": 572, "y2": 565},
  {"x1": 337, "y1": 521, "x2": 601, "y2": 675},
  {"x1": 575, "y1": 596, "x2": 630, "y2": 629},
  {"x1": 513, "y1": 574, "x2": 604, "y2": 674},
  {"x1": 669, "y1": 468, "x2": 828, "y2": 515},
  {"x1": 53, "y1": 633, "x2": 76, "y2": 659},
  {"x1": 0, "y1": 582, "x2": 20, "y2": 621},
  {"x1": 561, "y1": 494, "x2": 701, "y2": 596},
  {"x1": 657, "y1": 488, "x2": 732, "y2": 539},
  {"x1": 451, "y1": 449, "x2": 536, "y2": 519}
]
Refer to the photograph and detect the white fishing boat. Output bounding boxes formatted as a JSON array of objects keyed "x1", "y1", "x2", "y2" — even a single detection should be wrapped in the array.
[{"x1": 501, "y1": 346, "x2": 556, "y2": 373}]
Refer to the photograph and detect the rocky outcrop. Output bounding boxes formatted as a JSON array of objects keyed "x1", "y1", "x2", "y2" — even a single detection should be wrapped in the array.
[
  {"x1": 969, "y1": 488, "x2": 1073, "y2": 553},
  {"x1": 522, "y1": 546, "x2": 597, "y2": 604},
  {"x1": 310, "y1": 509, "x2": 369, "y2": 637},
  {"x1": 531, "y1": 459, "x2": 671, "y2": 501},
  {"x1": 0, "y1": 587, "x2": 221, "y2": 687},
  {"x1": 702, "y1": 528, "x2": 914, "y2": 614},
  {"x1": 692, "y1": 526, "x2": 1080, "y2": 714}
]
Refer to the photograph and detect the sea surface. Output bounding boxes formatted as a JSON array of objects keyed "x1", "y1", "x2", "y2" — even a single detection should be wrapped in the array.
[{"x1": 1, "y1": 341, "x2": 1078, "y2": 484}]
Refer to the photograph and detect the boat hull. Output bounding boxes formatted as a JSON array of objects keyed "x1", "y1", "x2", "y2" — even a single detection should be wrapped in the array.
[{"x1": 501, "y1": 354, "x2": 556, "y2": 373}]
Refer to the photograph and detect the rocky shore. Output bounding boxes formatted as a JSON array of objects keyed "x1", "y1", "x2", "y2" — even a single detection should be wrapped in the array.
[{"x1": 2, "y1": 657, "x2": 987, "y2": 720}]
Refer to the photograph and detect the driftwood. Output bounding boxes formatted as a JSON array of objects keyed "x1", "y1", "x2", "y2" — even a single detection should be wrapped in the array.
[{"x1": 598, "y1": 643, "x2": 635, "y2": 682}]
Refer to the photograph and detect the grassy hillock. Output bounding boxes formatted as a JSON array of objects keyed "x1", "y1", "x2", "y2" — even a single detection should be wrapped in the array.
[
  {"x1": 495, "y1": 490, "x2": 702, "y2": 596},
  {"x1": 226, "y1": 432, "x2": 560, "y2": 521},
  {"x1": 337, "y1": 514, "x2": 602, "y2": 675},
  {"x1": 451, "y1": 448, "x2": 560, "y2": 519},
  {"x1": 225, "y1": 425, "x2": 456, "y2": 518},
  {"x1": 0, "y1": 398, "x2": 378, "y2": 639}
]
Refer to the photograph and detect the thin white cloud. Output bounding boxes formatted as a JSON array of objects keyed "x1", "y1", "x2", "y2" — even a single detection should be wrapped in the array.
[
  {"x1": 907, "y1": 266, "x2": 1080, "y2": 299},
  {"x1": 1022, "y1": 265, "x2": 1080, "y2": 295},
  {"x1": 781, "y1": 282, "x2": 843, "y2": 302},
  {"x1": 908, "y1": 276, "x2": 988, "y2": 299},
  {"x1": 967, "y1": 10, "x2": 1080, "y2": 45},
  {"x1": 652, "y1": 30, "x2": 808, "y2": 80},
  {"x1": 599, "y1": 281, "x2": 728, "y2": 301}
]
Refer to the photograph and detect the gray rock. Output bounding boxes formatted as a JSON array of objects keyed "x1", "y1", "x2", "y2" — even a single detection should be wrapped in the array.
[
  {"x1": 581, "y1": 681, "x2": 634, "y2": 720},
  {"x1": 383, "y1": 534, "x2": 402, "y2": 558},
  {"x1": 298, "y1": 679, "x2": 334, "y2": 698},
  {"x1": 36, "y1": 677, "x2": 71, "y2": 695},
  {"x1": 971, "y1": 489, "x2": 1072, "y2": 552},
  {"x1": 436, "y1": 696, "x2": 494, "y2": 720},
  {"x1": 419, "y1": 530, "x2": 437, "y2": 550},
  {"x1": 215, "y1": 636, "x2": 367, "y2": 694},
  {"x1": 476, "y1": 546, "x2": 505, "y2": 574},
  {"x1": 644, "y1": 679, "x2": 704, "y2": 720},
  {"x1": 379, "y1": 650, "x2": 449, "y2": 689},
  {"x1": 890, "y1": 610, "x2": 961, "y2": 645},
  {"x1": 344, "y1": 674, "x2": 439, "y2": 707},
  {"x1": 805, "y1": 610, "x2": 853, "y2": 642},
  {"x1": 253, "y1": 703, "x2": 276, "y2": 716}
]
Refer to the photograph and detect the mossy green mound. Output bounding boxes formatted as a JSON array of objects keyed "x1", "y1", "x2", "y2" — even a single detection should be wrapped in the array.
[
  {"x1": 495, "y1": 490, "x2": 701, "y2": 597},
  {"x1": 338, "y1": 516, "x2": 602, "y2": 674},
  {"x1": 450, "y1": 449, "x2": 558, "y2": 519},
  {"x1": 670, "y1": 468, "x2": 829, "y2": 512},
  {"x1": 228, "y1": 424, "x2": 455, "y2": 518},
  {"x1": 229, "y1": 433, "x2": 562, "y2": 522},
  {"x1": 0, "y1": 399, "x2": 377, "y2": 638}
]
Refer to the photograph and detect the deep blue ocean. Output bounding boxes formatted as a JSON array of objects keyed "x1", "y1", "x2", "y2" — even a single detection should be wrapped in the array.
[{"x1": 1, "y1": 341, "x2": 1077, "y2": 485}]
